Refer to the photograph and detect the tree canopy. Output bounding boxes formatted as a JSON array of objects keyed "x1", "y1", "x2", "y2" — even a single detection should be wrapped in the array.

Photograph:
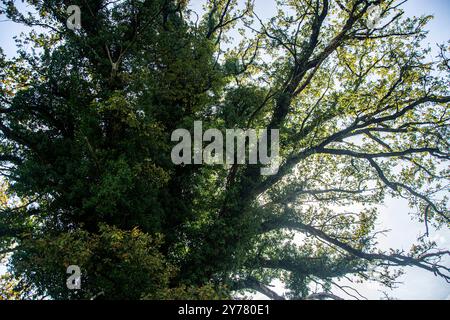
[{"x1": 0, "y1": 0, "x2": 449, "y2": 300}]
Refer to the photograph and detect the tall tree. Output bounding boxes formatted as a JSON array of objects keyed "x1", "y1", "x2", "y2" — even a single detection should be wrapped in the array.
[{"x1": 0, "y1": 0, "x2": 449, "y2": 299}]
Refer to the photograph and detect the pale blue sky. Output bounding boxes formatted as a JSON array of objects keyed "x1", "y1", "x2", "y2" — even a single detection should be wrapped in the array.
[
  {"x1": 0, "y1": 0, "x2": 449, "y2": 299},
  {"x1": 344, "y1": 0, "x2": 450, "y2": 300}
]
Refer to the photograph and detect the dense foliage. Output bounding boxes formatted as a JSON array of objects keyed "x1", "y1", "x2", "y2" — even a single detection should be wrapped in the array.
[{"x1": 0, "y1": 0, "x2": 449, "y2": 299}]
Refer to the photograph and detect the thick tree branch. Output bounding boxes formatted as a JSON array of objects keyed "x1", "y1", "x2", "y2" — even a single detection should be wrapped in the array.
[
  {"x1": 261, "y1": 218, "x2": 450, "y2": 282},
  {"x1": 233, "y1": 276, "x2": 285, "y2": 300}
]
